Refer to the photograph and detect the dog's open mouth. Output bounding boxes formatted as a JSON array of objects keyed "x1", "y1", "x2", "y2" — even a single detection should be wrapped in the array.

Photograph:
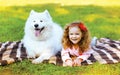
[{"x1": 35, "y1": 27, "x2": 45, "y2": 37}]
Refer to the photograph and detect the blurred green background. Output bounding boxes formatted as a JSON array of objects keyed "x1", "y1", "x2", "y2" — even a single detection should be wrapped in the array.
[{"x1": 0, "y1": 0, "x2": 120, "y2": 42}]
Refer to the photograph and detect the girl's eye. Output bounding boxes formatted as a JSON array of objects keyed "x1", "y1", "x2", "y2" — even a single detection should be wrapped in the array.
[
  {"x1": 75, "y1": 33, "x2": 80, "y2": 35},
  {"x1": 69, "y1": 33, "x2": 73, "y2": 35},
  {"x1": 40, "y1": 20, "x2": 43, "y2": 22}
]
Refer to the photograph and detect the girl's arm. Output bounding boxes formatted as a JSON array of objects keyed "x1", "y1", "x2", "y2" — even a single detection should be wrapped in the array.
[
  {"x1": 77, "y1": 47, "x2": 94, "y2": 61},
  {"x1": 61, "y1": 48, "x2": 72, "y2": 62}
]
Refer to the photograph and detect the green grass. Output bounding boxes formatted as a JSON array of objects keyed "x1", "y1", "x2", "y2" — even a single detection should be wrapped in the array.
[
  {"x1": 0, "y1": 4, "x2": 120, "y2": 75},
  {"x1": 0, "y1": 0, "x2": 120, "y2": 6}
]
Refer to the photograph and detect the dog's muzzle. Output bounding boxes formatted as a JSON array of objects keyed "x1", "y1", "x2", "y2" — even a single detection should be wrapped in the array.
[{"x1": 34, "y1": 24, "x2": 45, "y2": 37}]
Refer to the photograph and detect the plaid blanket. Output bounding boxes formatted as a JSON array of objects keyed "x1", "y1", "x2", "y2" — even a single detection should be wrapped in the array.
[{"x1": 0, "y1": 38, "x2": 120, "y2": 66}]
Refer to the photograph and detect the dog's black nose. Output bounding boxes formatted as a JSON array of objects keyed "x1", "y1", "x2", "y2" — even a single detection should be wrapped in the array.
[{"x1": 34, "y1": 24, "x2": 39, "y2": 28}]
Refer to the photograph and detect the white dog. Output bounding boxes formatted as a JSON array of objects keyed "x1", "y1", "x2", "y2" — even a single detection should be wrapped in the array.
[{"x1": 22, "y1": 10, "x2": 63, "y2": 64}]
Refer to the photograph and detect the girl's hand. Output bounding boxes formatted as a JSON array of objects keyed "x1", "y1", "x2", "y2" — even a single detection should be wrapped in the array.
[
  {"x1": 65, "y1": 59, "x2": 73, "y2": 67},
  {"x1": 73, "y1": 58, "x2": 83, "y2": 66}
]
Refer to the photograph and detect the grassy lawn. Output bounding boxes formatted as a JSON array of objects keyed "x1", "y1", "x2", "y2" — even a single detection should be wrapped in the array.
[
  {"x1": 0, "y1": 2, "x2": 120, "y2": 75},
  {"x1": 0, "y1": 0, "x2": 120, "y2": 6}
]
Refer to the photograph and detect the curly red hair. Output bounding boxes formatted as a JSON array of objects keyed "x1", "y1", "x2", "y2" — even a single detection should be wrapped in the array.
[{"x1": 62, "y1": 22, "x2": 91, "y2": 53}]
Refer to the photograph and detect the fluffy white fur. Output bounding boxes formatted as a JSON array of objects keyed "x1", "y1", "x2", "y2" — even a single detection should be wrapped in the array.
[{"x1": 22, "y1": 10, "x2": 63, "y2": 64}]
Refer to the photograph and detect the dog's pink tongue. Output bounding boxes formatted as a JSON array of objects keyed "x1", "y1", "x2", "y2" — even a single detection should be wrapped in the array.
[{"x1": 35, "y1": 30, "x2": 40, "y2": 37}]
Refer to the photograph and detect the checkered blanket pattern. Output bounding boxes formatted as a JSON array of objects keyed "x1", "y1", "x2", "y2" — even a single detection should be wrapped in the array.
[{"x1": 0, "y1": 38, "x2": 120, "y2": 66}]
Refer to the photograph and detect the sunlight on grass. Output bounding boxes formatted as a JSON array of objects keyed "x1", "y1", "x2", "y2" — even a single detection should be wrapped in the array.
[
  {"x1": 12, "y1": 8, "x2": 28, "y2": 20},
  {"x1": 83, "y1": 63, "x2": 119, "y2": 75},
  {"x1": 55, "y1": 8, "x2": 69, "y2": 15},
  {"x1": 0, "y1": 69, "x2": 13, "y2": 75},
  {"x1": 85, "y1": 14, "x2": 103, "y2": 22},
  {"x1": 0, "y1": 7, "x2": 7, "y2": 11},
  {"x1": 0, "y1": 7, "x2": 28, "y2": 20},
  {"x1": 102, "y1": 25, "x2": 120, "y2": 34},
  {"x1": 0, "y1": 0, "x2": 120, "y2": 6}
]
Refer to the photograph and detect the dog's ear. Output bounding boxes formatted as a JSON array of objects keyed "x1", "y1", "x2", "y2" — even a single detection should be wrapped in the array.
[
  {"x1": 44, "y1": 10, "x2": 52, "y2": 20},
  {"x1": 30, "y1": 10, "x2": 36, "y2": 15}
]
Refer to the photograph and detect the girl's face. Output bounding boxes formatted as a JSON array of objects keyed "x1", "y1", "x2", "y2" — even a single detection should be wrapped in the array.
[{"x1": 69, "y1": 26, "x2": 82, "y2": 44}]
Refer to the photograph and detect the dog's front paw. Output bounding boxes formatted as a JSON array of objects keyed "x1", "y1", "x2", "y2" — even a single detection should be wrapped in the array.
[{"x1": 32, "y1": 58, "x2": 43, "y2": 64}]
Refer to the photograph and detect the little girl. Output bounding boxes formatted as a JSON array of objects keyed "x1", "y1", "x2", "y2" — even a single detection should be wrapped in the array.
[{"x1": 61, "y1": 21, "x2": 94, "y2": 67}]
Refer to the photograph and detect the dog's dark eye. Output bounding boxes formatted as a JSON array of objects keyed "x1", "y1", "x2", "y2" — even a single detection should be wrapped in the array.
[
  {"x1": 40, "y1": 20, "x2": 43, "y2": 22},
  {"x1": 33, "y1": 20, "x2": 36, "y2": 22}
]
